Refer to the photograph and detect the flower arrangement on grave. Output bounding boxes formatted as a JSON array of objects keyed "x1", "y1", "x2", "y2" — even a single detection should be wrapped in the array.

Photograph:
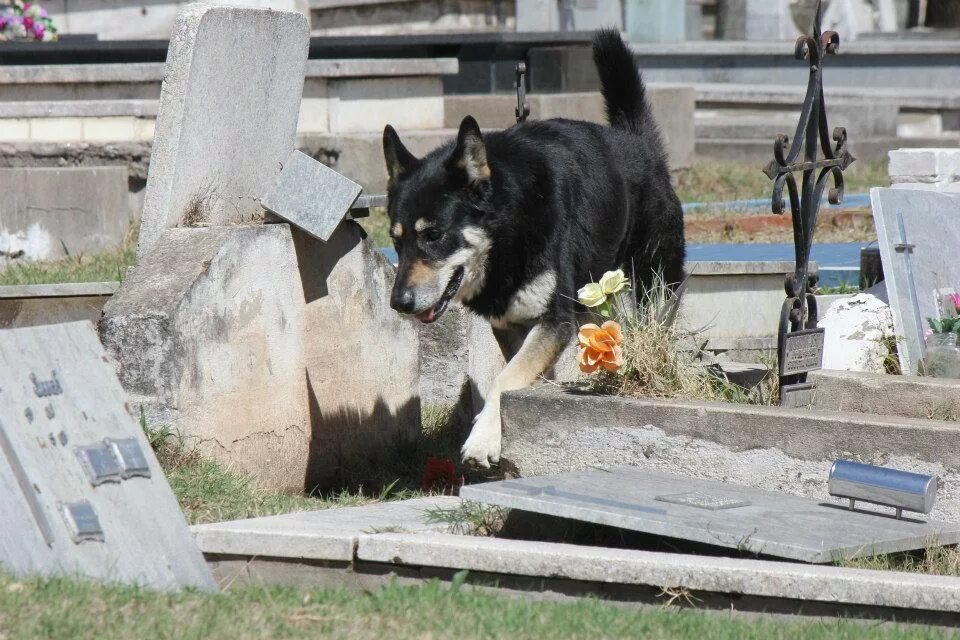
[
  {"x1": 576, "y1": 269, "x2": 629, "y2": 374},
  {"x1": 574, "y1": 270, "x2": 776, "y2": 403},
  {"x1": 0, "y1": 0, "x2": 58, "y2": 42},
  {"x1": 926, "y1": 293, "x2": 960, "y2": 336}
]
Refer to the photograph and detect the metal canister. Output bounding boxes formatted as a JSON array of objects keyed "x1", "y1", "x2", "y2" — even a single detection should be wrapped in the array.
[{"x1": 828, "y1": 460, "x2": 937, "y2": 516}]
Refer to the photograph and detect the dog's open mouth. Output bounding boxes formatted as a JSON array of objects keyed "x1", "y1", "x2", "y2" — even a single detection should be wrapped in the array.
[{"x1": 414, "y1": 267, "x2": 465, "y2": 324}]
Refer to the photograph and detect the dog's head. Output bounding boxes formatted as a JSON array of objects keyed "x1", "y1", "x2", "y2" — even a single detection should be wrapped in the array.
[{"x1": 383, "y1": 116, "x2": 493, "y2": 324}]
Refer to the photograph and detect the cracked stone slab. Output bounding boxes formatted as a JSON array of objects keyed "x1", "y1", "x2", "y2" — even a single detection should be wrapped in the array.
[
  {"x1": 192, "y1": 496, "x2": 460, "y2": 561},
  {"x1": 262, "y1": 150, "x2": 362, "y2": 242},
  {"x1": 459, "y1": 467, "x2": 960, "y2": 563},
  {"x1": 357, "y1": 532, "x2": 960, "y2": 613}
]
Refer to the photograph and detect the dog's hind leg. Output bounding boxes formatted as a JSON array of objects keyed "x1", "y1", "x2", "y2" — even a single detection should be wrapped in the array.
[{"x1": 461, "y1": 322, "x2": 568, "y2": 468}]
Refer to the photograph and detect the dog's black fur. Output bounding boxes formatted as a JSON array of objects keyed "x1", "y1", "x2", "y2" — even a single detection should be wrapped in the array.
[{"x1": 384, "y1": 29, "x2": 686, "y2": 465}]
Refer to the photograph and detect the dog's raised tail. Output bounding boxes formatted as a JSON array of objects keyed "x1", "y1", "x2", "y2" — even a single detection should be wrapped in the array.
[{"x1": 592, "y1": 29, "x2": 648, "y2": 135}]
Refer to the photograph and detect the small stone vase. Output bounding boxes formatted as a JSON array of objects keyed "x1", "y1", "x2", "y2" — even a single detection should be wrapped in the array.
[{"x1": 924, "y1": 332, "x2": 960, "y2": 378}]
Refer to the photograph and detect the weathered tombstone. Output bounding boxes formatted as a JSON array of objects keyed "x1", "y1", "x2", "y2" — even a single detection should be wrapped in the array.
[
  {"x1": 0, "y1": 321, "x2": 215, "y2": 590},
  {"x1": 137, "y1": 2, "x2": 309, "y2": 258},
  {"x1": 461, "y1": 467, "x2": 960, "y2": 563},
  {"x1": 262, "y1": 150, "x2": 362, "y2": 242},
  {"x1": 871, "y1": 188, "x2": 960, "y2": 374},
  {"x1": 101, "y1": 3, "x2": 421, "y2": 492}
]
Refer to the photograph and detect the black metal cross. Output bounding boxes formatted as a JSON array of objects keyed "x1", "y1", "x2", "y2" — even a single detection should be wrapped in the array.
[{"x1": 764, "y1": 0, "x2": 855, "y2": 401}]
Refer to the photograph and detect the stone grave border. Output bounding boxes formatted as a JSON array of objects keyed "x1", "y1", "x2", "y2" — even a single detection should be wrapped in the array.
[{"x1": 193, "y1": 497, "x2": 960, "y2": 625}]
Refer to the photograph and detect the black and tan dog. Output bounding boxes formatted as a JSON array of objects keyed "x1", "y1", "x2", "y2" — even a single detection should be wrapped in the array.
[{"x1": 383, "y1": 29, "x2": 685, "y2": 467}]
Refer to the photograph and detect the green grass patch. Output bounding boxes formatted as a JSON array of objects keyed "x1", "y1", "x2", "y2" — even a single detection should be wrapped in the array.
[
  {"x1": 144, "y1": 420, "x2": 427, "y2": 525},
  {"x1": 0, "y1": 570, "x2": 950, "y2": 640},
  {"x1": 676, "y1": 160, "x2": 889, "y2": 204},
  {"x1": 0, "y1": 243, "x2": 135, "y2": 286}
]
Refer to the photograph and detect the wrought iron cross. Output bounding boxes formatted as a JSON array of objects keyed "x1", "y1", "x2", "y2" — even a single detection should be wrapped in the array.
[{"x1": 764, "y1": 0, "x2": 855, "y2": 400}]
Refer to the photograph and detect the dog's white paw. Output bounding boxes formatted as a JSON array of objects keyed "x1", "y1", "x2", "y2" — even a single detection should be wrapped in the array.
[{"x1": 461, "y1": 408, "x2": 502, "y2": 468}]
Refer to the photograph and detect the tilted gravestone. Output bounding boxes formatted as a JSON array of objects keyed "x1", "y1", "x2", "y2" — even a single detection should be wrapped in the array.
[
  {"x1": 0, "y1": 321, "x2": 214, "y2": 590},
  {"x1": 103, "y1": 3, "x2": 420, "y2": 492},
  {"x1": 871, "y1": 188, "x2": 960, "y2": 374},
  {"x1": 137, "y1": 2, "x2": 309, "y2": 258}
]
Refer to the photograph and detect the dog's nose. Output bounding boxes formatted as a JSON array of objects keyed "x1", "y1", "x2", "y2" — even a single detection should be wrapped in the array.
[{"x1": 391, "y1": 287, "x2": 416, "y2": 313}]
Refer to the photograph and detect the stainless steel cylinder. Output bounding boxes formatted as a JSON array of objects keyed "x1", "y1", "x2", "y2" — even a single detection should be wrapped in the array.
[{"x1": 828, "y1": 460, "x2": 937, "y2": 515}]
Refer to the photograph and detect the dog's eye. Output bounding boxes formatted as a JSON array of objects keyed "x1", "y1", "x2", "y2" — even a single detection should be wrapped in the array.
[{"x1": 421, "y1": 227, "x2": 443, "y2": 243}]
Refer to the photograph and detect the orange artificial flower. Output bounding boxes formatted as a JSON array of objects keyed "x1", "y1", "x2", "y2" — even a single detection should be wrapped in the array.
[{"x1": 578, "y1": 320, "x2": 624, "y2": 374}]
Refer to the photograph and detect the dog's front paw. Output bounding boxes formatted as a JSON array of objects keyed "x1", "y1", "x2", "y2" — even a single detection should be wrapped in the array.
[{"x1": 461, "y1": 409, "x2": 502, "y2": 468}]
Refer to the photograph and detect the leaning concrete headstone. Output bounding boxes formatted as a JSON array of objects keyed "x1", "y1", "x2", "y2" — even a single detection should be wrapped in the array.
[
  {"x1": 0, "y1": 321, "x2": 215, "y2": 590},
  {"x1": 137, "y1": 3, "x2": 309, "y2": 258},
  {"x1": 262, "y1": 150, "x2": 362, "y2": 242},
  {"x1": 871, "y1": 188, "x2": 960, "y2": 374},
  {"x1": 460, "y1": 467, "x2": 960, "y2": 563},
  {"x1": 101, "y1": 222, "x2": 421, "y2": 492}
]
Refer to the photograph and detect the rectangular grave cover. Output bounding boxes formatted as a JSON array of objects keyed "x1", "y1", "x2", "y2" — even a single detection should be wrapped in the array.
[
  {"x1": 0, "y1": 321, "x2": 215, "y2": 590},
  {"x1": 460, "y1": 467, "x2": 960, "y2": 563}
]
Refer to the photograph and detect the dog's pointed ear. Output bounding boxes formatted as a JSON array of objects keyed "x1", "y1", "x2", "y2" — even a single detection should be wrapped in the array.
[
  {"x1": 383, "y1": 125, "x2": 419, "y2": 186},
  {"x1": 452, "y1": 116, "x2": 490, "y2": 186}
]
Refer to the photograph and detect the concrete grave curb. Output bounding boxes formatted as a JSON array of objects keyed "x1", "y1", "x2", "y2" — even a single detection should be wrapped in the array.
[{"x1": 357, "y1": 532, "x2": 960, "y2": 613}]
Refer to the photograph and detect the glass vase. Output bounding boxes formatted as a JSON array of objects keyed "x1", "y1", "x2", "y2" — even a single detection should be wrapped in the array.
[{"x1": 924, "y1": 332, "x2": 960, "y2": 378}]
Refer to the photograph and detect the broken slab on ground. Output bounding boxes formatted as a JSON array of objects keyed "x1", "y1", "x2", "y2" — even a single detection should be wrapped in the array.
[
  {"x1": 100, "y1": 222, "x2": 420, "y2": 492},
  {"x1": 499, "y1": 385, "x2": 960, "y2": 522},
  {"x1": 460, "y1": 467, "x2": 960, "y2": 563},
  {"x1": 0, "y1": 321, "x2": 214, "y2": 591}
]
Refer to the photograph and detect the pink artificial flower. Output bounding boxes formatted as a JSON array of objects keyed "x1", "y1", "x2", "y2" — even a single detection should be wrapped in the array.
[
  {"x1": 951, "y1": 293, "x2": 960, "y2": 313},
  {"x1": 32, "y1": 22, "x2": 43, "y2": 39},
  {"x1": 22, "y1": 16, "x2": 32, "y2": 29},
  {"x1": 925, "y1": 328, "x2": 934, "y2": 338}
]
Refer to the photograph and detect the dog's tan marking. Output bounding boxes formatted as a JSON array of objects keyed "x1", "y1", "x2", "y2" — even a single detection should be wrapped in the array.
[
  {"x1": 492, "y1": 324, "x2": 567, "y2": 394},
  {"x1": 461, "y1": 322, "x2": 567, "y2": 467},
  {"x1": 407, "y1": 259, "x2": 436, "y2": 285},
  {"x1": 391, "y1": 222, "x2": 403, "y2": 238}
]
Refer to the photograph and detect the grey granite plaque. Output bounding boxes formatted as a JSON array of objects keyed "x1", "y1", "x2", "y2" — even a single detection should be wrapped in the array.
[
  {"x1": 871, "y1": 188, "x2": 960, "y2": 374},
  {"x1": 262, "y1": 149, "x2": 362, "y2": 242},
  {"x1": 460, "y1": 467, "x2": 960, "y2": 563},
  {"x1": 0, "y1": 321, "x2": 215, "y2": 590},
  {"x1": 780, "y1": 328, "x2": 825, "y2": 376}
]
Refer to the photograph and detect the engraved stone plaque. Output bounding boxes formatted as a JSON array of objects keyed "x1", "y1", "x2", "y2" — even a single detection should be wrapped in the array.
[
  {"x1": 655, "y1": 491, "x2": 752, "y2": 510},
  {"x1": 75, "y1": 443, "x2": 123, "y2": 486},
  {"x1": 60, "y1": 501, "x2": 105, "y2": 544},
  {"x1": 107, "y1": 438, "x2": 151, "y2": 480},
  {"x1": 780, "y1": 328, "x2": 825, "y2": 376},
  {"x1": 0, "y1": 321, "x2": 214, "y2": 590}
]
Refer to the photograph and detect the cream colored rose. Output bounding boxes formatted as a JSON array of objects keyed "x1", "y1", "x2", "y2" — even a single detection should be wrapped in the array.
[
  {"x1": 577, "y1": 282, "x2": 607, "y2": 308},
  {"x1": 599, "y1": 269, "x2": 629, "y2": 295}
]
